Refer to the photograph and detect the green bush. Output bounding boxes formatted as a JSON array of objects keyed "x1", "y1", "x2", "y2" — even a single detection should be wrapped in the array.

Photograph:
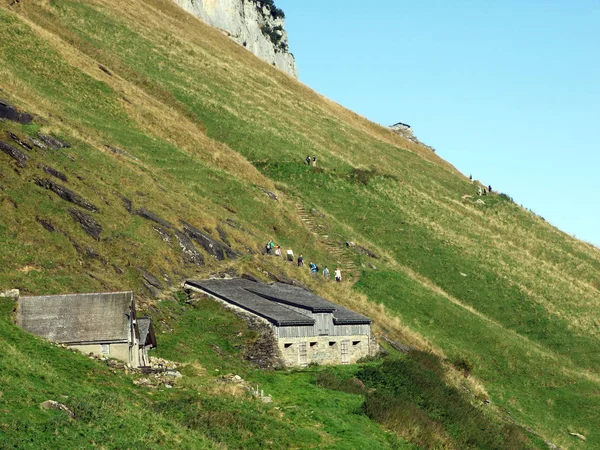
[
  {"x1": 357, "y1": 354, "x2": 532, "y2": 449},
  {"x1": 315, "y1": 370, "x2": 366, "y2": 395},
  {"x1": 452, "y1": 356, "x2": 474, "y2": 377},
  {"x1": 253, "y1": 0, "x2": 285, "y2": 19}
]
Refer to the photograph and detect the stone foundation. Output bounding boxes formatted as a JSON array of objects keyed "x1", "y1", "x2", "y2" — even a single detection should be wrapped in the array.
[{"x1": 278, "y1": 335, "x2": 371, "y2": 367}]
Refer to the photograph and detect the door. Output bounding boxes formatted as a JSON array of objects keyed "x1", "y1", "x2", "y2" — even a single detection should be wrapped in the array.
[
  {"x1": 341, "y1": 340, "x2": 349, "y2": 364},
  {"x1": 298, "y1": 342, "x2": 308, "y2": 366}
]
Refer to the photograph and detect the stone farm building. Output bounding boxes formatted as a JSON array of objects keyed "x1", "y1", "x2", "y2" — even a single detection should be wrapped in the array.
[
  {"x1": 185, "y1": 278, "x2": 376, "y2": 366},
  {"x1": 17, "y1": 291, "x2": 155, "y2": 368}
]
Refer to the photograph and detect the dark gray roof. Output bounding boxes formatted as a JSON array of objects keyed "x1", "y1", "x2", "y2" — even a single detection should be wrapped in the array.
[
  {"x1": 186, "y1": 279, "x2": 371, "y2": 326},
  {"x1": 186, "y1": 279, "x2": 314, "y2": 327},
  {"x1": 137, "y1": 317, "x2": 155, "y2": 347},
  {"x1": 246, "y1": 282, "x2": 336, "y2": 313},
  {"x1": 18, "y1": 292, "x2": 134, "y2": 344}
]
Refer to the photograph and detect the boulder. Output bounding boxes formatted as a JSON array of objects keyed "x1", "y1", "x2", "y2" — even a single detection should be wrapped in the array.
[
  {"x1": 40, "y1": 400, "x2": 74, "y2": 418},
  {"x1": 165, "y1": 369, "x2": 183, "y2": 378},
  {"x1": 0, "y1": 289, "x2": 19, "y2": 299}
]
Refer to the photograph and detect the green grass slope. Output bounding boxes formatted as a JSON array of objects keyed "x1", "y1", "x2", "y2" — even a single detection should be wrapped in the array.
[{"x1": 0, "y1": 0, "x2": 599, "y2": 448}]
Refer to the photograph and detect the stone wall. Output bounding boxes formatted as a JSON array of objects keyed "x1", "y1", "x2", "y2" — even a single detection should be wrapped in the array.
[
  {"x1": 278, "y1": 335, "x2": 372, "y2": 367},
  {"x1": 172, "y1": 0, "x2": 298, "y2": 78},
  {"x1": 69, "y1": 342, "x2": 136, "y2": 367}
]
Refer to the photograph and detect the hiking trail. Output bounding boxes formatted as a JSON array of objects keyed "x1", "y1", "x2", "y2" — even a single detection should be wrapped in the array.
[{"x1": 295, "y1": 203, "x2": 358, "y2": 272}]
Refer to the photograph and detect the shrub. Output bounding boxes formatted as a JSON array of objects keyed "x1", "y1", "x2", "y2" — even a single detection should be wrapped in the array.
[
  {"x1": 452, "y1": 356, "x2": 474, "y2": 377},
  {"x1": 253, "y1": 0, "x2": 285, "y2": 19},
  {"x1": 357, "y1": 354, "x2": 531, "y2": 449},
  {"x1": 315, "y1": 371, "x2": 365, "y2": 395}
]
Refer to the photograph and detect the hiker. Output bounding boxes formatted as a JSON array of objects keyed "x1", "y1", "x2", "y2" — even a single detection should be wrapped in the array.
[
  {"x1": 483, "y1": 188, "x2": 487, "y2": 196},
  {"x1": 488, "y1": 185, "x2": 492, "y2": 193},
  {"x1": 297, "y1": 254, "x2": 304, "y2": 267},
  {"x1": 306, "y1": 156, "x2": 311, "y2": 165},
  {"x1": 334, "y1": 267, "x2": 342, "y2": 283},
  {"x1": 477, "y1": 187, "x2": 482, "y2": 196},
  {"x1": 312, "y1": 156, "x2": 317, "y2": 167},
  {"x1": 309, "y1": 261, "x2": 318, "y2": 276},
  {"x1": 323, "y1": 266, "x2": 330, "y2": 280},
  {"x1": 287, "y1": 249, "x2": 294, "y2": 262},
  {"x1": 275, "y1": 245, "x2": 282, "y2": 257},
  {"x1": 266, "y1": 239, "x2": 274, "y2": 255},
  {"x1": 469, "y1": 174, "x2": 473, "y2": 181}
]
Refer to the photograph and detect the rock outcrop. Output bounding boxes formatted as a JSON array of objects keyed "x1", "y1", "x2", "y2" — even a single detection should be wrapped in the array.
[
  {"x1": 173, "y1": 0, "x2": 297, "y2": 78},
  {"x1": 390, "y1": 121, "x2": 436, "y2": 152}
]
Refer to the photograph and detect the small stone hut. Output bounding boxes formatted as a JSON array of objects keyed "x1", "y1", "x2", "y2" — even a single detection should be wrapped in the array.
[
  {"x1": 185, "y1": 278, "x2": 376, "y2": 366},
  {"x1": 17, "y1": 291, "x2": 155, "y2": 368}
]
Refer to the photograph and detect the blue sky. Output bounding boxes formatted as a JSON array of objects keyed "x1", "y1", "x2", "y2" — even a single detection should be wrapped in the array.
[{"x1": 277, "y1": 0, "x2": 600, "y2": 247}]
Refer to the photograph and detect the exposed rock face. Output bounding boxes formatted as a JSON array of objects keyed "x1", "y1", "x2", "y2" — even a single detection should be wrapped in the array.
[
  {"x1": 173, "y1": 0, "x2": 297, "y2": 78},
  {"x1": 69, "y1": 209, "x2": 103, "y2": 241},
  {"x1": 34, "y1": 178, "x2": 98, "y2": 212},
  {"x1": 0, "y1": 141, "x2": 29, "y2": 168},
  {"x1": 0, "y1": 99, "x2": 33, "y2": 124}
]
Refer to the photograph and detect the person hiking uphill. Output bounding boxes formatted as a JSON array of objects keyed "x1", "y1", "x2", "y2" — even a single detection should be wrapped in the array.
[
  {"x1": 306, "y1": 156, "x2": 311, "y2": 166},
  {"x1": 309, "y1": 261, "x2": 318, "y2": 276},
  {"x1": 266, "y1": 240, "x2": 274, "y2": 255},
  {"x1": 297, "y1": 254, "x2": 304, "y2": 267},
  {"x1": 334, "y1": 267, "x2": 342, "y2": 283},
  {"x1": 323, "y1": 266, "x2": 330, "y2": 280}
]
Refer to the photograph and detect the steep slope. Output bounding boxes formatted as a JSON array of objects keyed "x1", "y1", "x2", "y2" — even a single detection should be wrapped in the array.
[{"x1": 0, "y1": 0, "x2": 599, "y2": 448}]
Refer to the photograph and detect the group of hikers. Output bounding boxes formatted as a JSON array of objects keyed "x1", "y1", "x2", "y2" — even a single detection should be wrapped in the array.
[
  {"x1": 305, "y1": 156, "x2": 317, "y2": 167},
  {"x1": 469, "y1": 174, "x2": 493, "y2": 196},
  {"x1": 265, "y1": 240, "x2": 342, "y2": 282}
]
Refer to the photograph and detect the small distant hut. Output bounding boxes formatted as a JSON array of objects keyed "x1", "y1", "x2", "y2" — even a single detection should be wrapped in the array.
[
  {"x1": 184, "y1": 278, "x2": 377, "y2": 367},
  {"x1": 390, "y1": 121, "x2": 412, "y2": 133},
  {"x1": 16, "y1": 291, "x2": 155, "y2": 368}
]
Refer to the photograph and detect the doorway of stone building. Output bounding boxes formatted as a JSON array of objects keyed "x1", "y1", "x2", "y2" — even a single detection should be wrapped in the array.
[
  {"x1": 298, "y1": 342, "x2": 308, "y2": 366},
  {"x1": 341, "y1": 340, "x2": 349, "y2": 364}
]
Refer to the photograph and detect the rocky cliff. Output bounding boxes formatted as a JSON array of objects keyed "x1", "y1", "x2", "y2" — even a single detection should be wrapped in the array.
[{"x1": 173, "y1": 0, "x2": 298, "y2": 78}]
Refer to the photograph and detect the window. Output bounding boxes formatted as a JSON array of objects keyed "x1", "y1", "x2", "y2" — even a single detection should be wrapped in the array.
[
  {"x1": 284, "y1": 343, "x2": 293, "y2": 349},
  {"x1": 101, "y1": 344, "x2": 110, "y2": 355},
  {"x1": 352, "y1": 341, "x2": 361, "y2": 346},
  {"x1": 328, "y1": 341, "x2": 336, "y2": 347},
  {"x1": 310, "y1": 342, "x2": 318, "y2": 348}
]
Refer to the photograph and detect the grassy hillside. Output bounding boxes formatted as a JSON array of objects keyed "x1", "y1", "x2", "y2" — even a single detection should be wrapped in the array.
[{"x1": 1, "y1": 0, "x2": 599, "y2": 448}]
